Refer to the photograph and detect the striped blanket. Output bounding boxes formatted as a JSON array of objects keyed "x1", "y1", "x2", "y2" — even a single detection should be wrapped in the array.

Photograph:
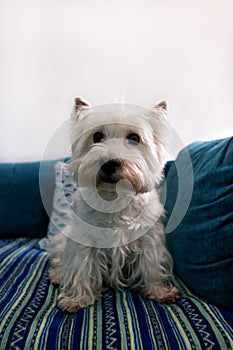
[{"x1": 0, "y1": 238, "x2": 232, "y2": 350}]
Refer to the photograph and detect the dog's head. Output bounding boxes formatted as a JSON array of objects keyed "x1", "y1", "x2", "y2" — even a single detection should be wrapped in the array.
[{"x1": 69, "y1": 98, "x2": 168, "y2": 197}]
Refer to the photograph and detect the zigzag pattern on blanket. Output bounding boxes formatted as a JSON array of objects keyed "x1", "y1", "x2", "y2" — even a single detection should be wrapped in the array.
[{"x1": 0, "y1": 238, "x2": 232, "y2": 350}]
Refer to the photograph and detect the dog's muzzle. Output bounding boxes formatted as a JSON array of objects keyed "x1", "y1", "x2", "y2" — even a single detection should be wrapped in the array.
[{"x1": 99, "y1": 159, "x2": 121, "y2": 184}]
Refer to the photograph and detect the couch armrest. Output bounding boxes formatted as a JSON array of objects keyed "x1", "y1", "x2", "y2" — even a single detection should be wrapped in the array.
[{"x1": 0, "y1": 160, "x2": 57, "y2": 238}]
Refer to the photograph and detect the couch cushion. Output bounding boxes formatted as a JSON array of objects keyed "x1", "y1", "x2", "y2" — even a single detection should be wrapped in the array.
[
  {"x1": 1, "y1": 238, "x2": 233, "y2": 349},
  {"x1": 0, "y1": 161, "x2": 57, "y2": 238},
  {"x1": 164, "y1": 137, "x2": 233, "y2": 313}
]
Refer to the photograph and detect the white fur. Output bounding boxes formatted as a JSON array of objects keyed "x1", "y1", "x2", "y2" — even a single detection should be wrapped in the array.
[{"x1": 47, "y1": 100, "x2": 181, "y2": 312}]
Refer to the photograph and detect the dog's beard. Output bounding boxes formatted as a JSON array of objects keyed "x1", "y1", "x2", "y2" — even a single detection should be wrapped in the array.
[
  {"x1": 70, "y1": 141, "x2": 162, "y2": 200},
  {"x1": 97, "y1": 160, "x2": 150, "y2": 198},
  {"x1": 75, "y1": 159, "x2": 154, "y2": 204}
]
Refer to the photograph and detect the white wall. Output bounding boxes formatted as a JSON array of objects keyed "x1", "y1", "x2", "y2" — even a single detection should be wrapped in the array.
[{"x1": 1, "y1": 0, "x2": 233, "y2": 162}]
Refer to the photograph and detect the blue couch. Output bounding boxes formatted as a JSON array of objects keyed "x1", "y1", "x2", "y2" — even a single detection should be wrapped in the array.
[{"x1": 0, "y1": 138, "x2": 232, "y2": 349}]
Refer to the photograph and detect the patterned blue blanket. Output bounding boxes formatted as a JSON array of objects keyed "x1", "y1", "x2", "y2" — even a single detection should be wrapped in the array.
[{"x1": 0, "y1": 238, "x2": 232, "y2": 349}]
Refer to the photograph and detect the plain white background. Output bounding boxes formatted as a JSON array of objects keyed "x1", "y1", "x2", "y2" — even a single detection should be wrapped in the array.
[{"x1": 1, "y1": 0, "x2": 233, "y2": 161}]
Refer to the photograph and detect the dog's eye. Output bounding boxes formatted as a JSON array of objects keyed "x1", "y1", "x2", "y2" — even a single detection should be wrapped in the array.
[
  {"x1": 127, "y1": 133, "x2": 140, "y2": 144},
  {"x1": 93, "y1": 132, "x2": 104, "y2": 143}
]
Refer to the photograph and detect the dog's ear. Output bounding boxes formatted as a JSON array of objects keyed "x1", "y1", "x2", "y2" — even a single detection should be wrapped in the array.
[
  {"x1": 74, "y1": 97, "x2": 91, "y2": 110},
  {"x1": 72, "y1": 97, "x2": 91, "y2": 120},
  {"x1": 154, "y1": 100, "x2": 168, "y2": 111}
]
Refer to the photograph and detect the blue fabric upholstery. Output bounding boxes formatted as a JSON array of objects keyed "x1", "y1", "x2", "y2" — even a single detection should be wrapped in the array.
[
  {"x1": 0, "y1": 161, "x2": 57, "y2": 238},
  {"x1": 164, "y1": 137, "x2": 233, "y2": 313},
  {"x1": 0, "y1": 238, "x2": 232, "y2": 349}
]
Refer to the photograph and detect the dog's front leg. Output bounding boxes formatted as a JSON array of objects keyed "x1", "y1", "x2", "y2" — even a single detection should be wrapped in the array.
[
  {"x1": 48, "y1": 232, "x2": 67, "y2": 285},
  {"x1": 133, "y1": 231, "x2": 181, "y2": 304},
  {"x1": 58, "y1": 239, "x2": 104, "y2": 313}
]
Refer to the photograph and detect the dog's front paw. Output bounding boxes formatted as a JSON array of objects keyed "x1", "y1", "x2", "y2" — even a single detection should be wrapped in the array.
[
  {"x1": 58, "y1": 291, "x2": 98, "y2": 313},
  {"x1": 49, "y1": 269, "x2": 60, "y2": 286},
  {"x1": 58, "y1": 296, "x2": 81, "y2": 313},
  {"x1": 146, "y1": 284, "x2": 182, "y2": 304}
]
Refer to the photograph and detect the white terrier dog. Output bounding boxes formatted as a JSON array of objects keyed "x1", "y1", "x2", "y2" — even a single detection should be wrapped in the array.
[{"x1": 48, "y1": 98, "x2": 181, "y2": 313}]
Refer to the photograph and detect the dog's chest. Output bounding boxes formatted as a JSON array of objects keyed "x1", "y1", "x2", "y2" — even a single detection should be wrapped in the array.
[{"x1": 102, "y1": 243, "x2": 142, "y2": 287}]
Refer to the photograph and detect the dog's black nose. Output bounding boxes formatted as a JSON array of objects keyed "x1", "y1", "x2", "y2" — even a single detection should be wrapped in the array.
[{"x1": 101, "y1": 159, "x2": 121, "y2": 175}]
